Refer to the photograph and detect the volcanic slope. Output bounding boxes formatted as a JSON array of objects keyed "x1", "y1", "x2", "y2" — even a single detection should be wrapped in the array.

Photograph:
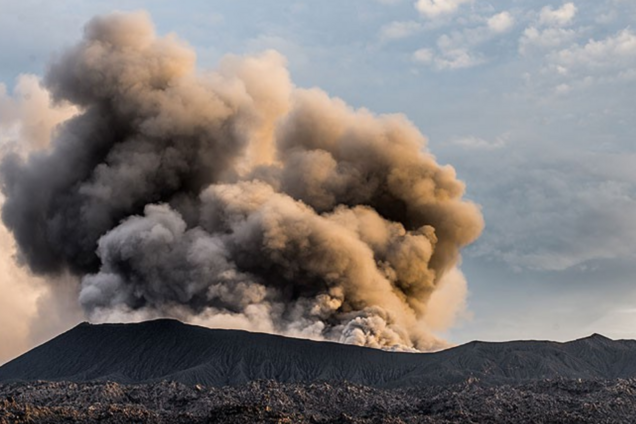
[{"x1": 2, "y1": 320, "x2": 636, "y2": 388}]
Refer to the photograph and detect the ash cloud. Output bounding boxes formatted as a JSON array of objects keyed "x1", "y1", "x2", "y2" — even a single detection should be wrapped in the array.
[
  {"x1": 0, "y1": 11, "x2": 483, "y2": 351},
  {"x1": 0, "y1": 73, "x2": 81, "y2": 364}
]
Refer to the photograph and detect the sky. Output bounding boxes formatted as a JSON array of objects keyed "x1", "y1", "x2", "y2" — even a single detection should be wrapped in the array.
[{"x1": 0, "y1": 0, "x2": 635, "y2": 361}]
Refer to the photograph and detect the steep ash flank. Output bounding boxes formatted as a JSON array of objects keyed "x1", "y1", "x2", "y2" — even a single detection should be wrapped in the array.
[
  {"x1": 0, "y1": 320, "x2": 421, "y2": 387},
  {"x1": 2, "y1": 320, "x2": 636, "y2": 388},
  {"x1": 408, "y1": 336, "x2": 636, "y2": 385}
]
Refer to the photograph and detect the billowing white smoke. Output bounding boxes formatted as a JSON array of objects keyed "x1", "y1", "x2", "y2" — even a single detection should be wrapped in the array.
[{"x1": 0, "y1": 11, "x2": 483, "y2": 351}]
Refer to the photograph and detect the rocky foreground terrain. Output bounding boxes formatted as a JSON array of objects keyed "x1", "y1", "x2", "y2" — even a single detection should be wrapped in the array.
[
  {"x1": 1, "y1": 378, "x2": 636, "y2": 423},
  {"x1": 4, "y1": 320, "x2": 636, "y2": 422}
]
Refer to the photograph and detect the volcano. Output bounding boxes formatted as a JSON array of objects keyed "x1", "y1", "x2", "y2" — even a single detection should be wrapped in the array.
[{"x1": 2, "y1": 319, "x2": 635, "y2": 388}]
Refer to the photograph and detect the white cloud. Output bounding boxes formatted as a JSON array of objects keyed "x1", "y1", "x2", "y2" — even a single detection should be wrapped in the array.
[
  {"x1": 533, "y1": 29, "x2": 636, "y2": 91},
  {"x1": 413, "y1": 37, "x2": 484, "y2": 70},
  {"x1": 413, "y1": 11, "x2": 515, "y2": 71},
  {"x1": 413, "y1": 48, "x2": 483, "y2": 70},
  {"x1": 539, "y1": 2, "x2": 577, "y2": 27},
  {"x1": 415, "y1": 0, "x2": 472, "y2": 19},
  {"x1": 551, "y1": 29, "x2": 636, "y2": 69},
  {"x1": 519, "y1": 27, "x2": 578, "y2": 54},
  {"x1": 487, "y1": 11, "x2": 515, "y2": 33},
  {"x1": 436, "y1": 31, "x2": 486, "y2": 69},
  {"x1": 380, "y1": 21, "x2": 422, "y2": 41},
  {"x1": 413, "y1": 48, "x2": 434, "y2": 63},
  {"x1": 435, "y1": 47, "x2": 483, "y2": 69}
]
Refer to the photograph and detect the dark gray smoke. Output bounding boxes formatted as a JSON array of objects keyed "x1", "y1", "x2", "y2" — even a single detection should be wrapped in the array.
[{"x1": 0, "y1": 11, "x2": 483, "y2": 350}]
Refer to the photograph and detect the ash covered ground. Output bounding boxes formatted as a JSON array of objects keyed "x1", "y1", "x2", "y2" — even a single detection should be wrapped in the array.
[{"x1": 1, "y1": 379, "x2": 635, "y2": 423}]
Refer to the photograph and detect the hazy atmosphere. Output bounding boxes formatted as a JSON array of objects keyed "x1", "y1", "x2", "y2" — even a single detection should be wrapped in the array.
[{"x1": 1, "y1": 0, "x2": 635, "y2": 365}]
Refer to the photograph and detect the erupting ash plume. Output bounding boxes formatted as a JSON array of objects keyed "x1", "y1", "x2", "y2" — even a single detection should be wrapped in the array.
[{"x1": 0, "y1": 11, "x2": 483, "y2": 351}]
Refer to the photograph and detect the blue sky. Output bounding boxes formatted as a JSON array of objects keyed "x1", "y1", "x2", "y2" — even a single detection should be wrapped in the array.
[{"x1": 1, "y1": 0, "x2": 636, "y2": 348}]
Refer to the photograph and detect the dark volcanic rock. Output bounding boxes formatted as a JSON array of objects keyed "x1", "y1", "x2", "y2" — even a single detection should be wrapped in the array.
[
  {"x1": 2, "y1": 319, "x2": 636, "y2": 388},
  {"x1": 2, "y1": 379, "x2": 636, "y2": 423}
]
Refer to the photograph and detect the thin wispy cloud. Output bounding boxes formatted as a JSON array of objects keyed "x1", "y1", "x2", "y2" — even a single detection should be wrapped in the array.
[
  {"x1": 415, "y1": 0, "x2": 472, "y2": 19},
  {"x1": 449, "y1": 135, "x2": 508, "y2": 150},
  {"x1": 411, "y1": 9, "x2": 515, "y2": 70},
  {"x1": 379, "y1": 20, "x2": 422, "y2": 41},
  {"x1": 519, "y1": 27, "x2": 578, "y2": 55}
]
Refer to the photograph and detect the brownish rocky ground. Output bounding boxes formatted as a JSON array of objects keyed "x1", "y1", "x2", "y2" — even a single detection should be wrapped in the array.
[{"x1": 1, "y1": 378, "x2": 635, "y2": 423}]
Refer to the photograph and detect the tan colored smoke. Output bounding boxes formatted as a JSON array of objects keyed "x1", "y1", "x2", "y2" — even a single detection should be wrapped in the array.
[{"x1": 1, "y1": 11, "x2": 483, "y2": 352}]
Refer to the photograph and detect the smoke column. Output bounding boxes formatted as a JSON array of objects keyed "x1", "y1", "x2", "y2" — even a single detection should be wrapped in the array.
[
  {"x1": 0, "y1": 74, "x2": 82, "y2": 364},
  {"x1": 0, "y1": 11, "x2": 483, "y2": 351}
]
